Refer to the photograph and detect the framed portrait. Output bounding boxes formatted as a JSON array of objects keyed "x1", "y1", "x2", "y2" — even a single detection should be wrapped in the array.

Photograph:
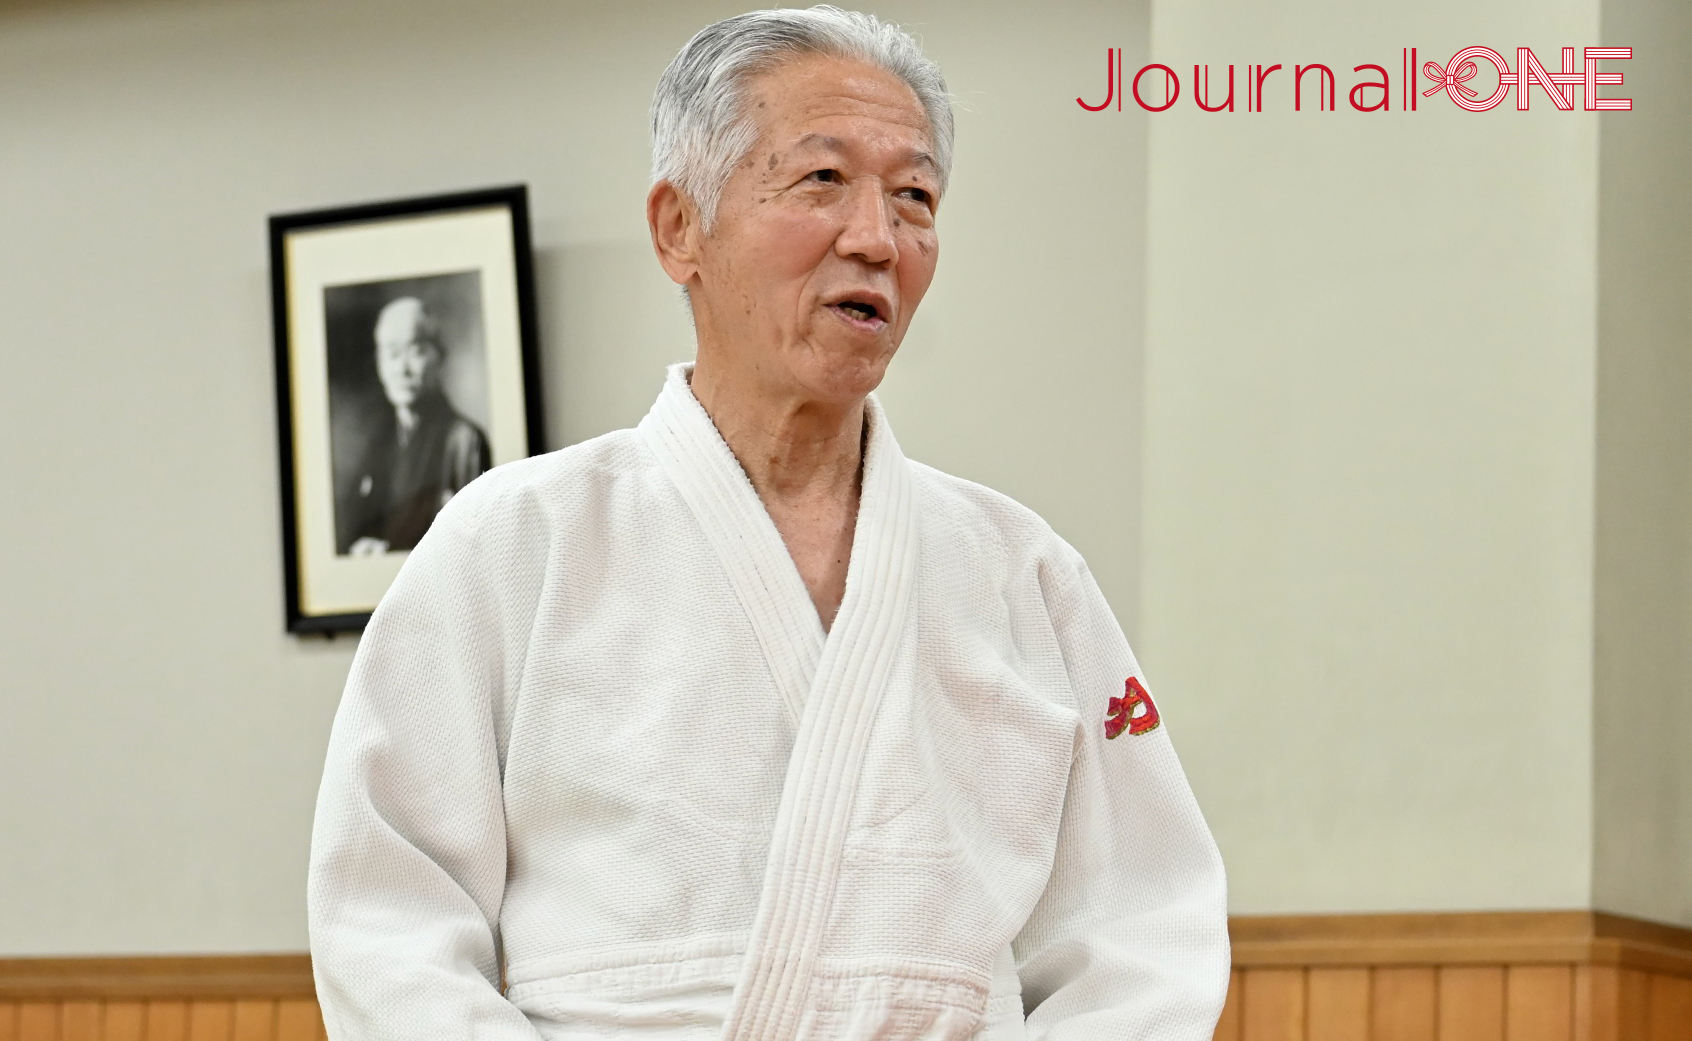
[{"x1": 269, "y1": 185, "x2": 544, "y2": 634}]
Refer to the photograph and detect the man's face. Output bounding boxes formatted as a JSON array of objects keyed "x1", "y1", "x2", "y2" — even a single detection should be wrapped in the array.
[
  {"x1": 690, "y1": 54, "x2": 941, "y2": 403},
  {"x1": 373, "y1": 299, "x2": 441, "y2": 409}
]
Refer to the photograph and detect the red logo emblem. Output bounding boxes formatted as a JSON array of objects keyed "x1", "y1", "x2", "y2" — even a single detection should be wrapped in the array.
[{"x1": 1105, "y1": 677, "x2": 1160, "y2": 739}]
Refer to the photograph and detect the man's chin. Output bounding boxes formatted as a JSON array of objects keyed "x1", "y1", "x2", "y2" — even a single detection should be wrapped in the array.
[{"x1": 791, "y1": 340, "x2": 896, "y2": 404}]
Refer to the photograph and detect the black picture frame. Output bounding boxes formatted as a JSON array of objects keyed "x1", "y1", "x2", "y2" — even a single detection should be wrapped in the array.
[{"x1": 269, "y1": 185, "x2": 544, "y2": 634}]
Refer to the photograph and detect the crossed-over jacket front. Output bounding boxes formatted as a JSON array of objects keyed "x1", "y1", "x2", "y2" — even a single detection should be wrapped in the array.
[{"x1": 307, "y1": 364, "x2": 1230, "y2": 1041}]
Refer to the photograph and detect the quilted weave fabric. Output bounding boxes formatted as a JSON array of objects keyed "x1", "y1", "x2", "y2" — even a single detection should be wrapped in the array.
[{"x1": 307, "y1": 365, "x2": 1229, "y2": 1041}]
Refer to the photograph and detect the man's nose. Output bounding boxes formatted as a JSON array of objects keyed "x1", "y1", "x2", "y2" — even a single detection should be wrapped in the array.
[{"x1": 835, "y1": 180, "x2": 898, "y2": 266}]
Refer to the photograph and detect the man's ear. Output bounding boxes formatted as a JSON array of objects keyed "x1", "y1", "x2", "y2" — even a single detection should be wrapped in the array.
[{"x1": 647, "y1": 180, "x2": 702, "y2": 288}]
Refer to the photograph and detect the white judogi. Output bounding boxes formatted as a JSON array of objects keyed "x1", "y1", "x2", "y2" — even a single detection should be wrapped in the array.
[{"x1": 308, "y1": 365, "x2": 1229, "y2": 1041}]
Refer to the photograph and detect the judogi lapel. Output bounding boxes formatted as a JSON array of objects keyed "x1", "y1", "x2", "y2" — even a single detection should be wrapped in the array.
[
  {"x1": 640, "y1": 364, "x2": 921, "y2": 1041},
  {"x1": 640, "y1": 366, "x2": 825, "y2": 721},
  {"x1": 310, "y1": 361, "x2": 1230, "y2": 1041}
]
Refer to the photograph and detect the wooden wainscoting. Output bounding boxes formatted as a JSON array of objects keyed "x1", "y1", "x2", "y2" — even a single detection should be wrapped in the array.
[
  {"x1": 1213, "y1": 912, "x2": 1692, "y2": 1041},
  {"x1": 0, "y1": 956, "x2": 322, "y2": 1041},
  {"x1": 3, "y1": 912, "x2": 1689, "y2": 1041}
]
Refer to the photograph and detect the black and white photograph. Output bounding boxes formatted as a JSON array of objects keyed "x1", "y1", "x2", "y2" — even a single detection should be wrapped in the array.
[
  {"x1": 325, "y1": 272, "x2": 491, "y2": 556},
  {"x1": 270, "y1": 186, "x2": 542, "y2": 633}
]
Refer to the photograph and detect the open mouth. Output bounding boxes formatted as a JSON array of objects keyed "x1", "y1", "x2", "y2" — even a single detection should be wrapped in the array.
[{"x1": 829, "y1": 299, "x2": 888, "y2": 330}]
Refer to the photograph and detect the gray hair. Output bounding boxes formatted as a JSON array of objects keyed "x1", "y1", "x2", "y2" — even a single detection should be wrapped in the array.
[{"x1": 650, "y1": 6, "x2": 953, "y2": 232}]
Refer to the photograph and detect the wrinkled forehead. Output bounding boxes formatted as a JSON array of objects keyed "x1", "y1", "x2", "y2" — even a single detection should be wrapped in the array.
[{"x1": 743, "y1": 54, "x2": 937, "y2": 168}]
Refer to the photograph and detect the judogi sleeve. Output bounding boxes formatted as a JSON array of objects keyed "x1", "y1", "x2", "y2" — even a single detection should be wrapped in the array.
[
  {"x1": 1013, "y1": 545, "x2": 1231, "y2": 1041},
  {"x1": 307, "y1": 476, "x2": 547, "y2": 1041}
]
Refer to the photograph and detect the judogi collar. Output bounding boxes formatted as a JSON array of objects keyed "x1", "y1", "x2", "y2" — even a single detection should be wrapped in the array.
[{"x1": 641, "y1": 362, "x2": 926, "y2": 1041}]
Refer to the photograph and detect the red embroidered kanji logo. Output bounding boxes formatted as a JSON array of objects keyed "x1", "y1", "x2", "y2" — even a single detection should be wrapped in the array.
[{"x1": 1105, "y1": 677, "x2": 1159, "y2": 739}]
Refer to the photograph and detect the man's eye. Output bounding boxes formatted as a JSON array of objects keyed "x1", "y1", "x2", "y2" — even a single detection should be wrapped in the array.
[
  {"x1": 899, "y1": 187, "x2": 933, "y2": 206},
  {"x1": 807, "y1": 169, "x2": 841, "y2": 183}
]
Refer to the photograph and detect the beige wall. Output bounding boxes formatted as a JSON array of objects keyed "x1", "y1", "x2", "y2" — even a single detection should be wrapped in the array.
[
  {"x1": 1593, "y1": 0, "x2": 1692, "y2": 927},
  {"x1": 1141, "y1": 1, "x2": 1606, "y2": 914},
  {"x1": 0, "y1": 0, "x2": 1147, "y2": 953},
  {"x1": 2, "y1": 0, "x2": 1685, "y2": 959}
]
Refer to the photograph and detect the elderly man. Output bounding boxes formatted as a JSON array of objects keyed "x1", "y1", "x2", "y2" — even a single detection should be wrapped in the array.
[
  {"x1": 308, "y1": 8, "x2": 1228, "y2": 1041},
  {"x1": 341, "y1": 296, "x2": 490, "y2": 555}
]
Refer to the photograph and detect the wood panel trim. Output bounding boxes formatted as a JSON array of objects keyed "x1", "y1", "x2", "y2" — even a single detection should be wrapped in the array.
[
  {"x1": 1230, "y1": 911, "x2": 1692, "y2": 978},
  {"x1": 0, "y1": 956, "x2": 314, "y2": 1000},
  {"x1": 1, "y1": 910, "x2": 1687, "y2": 1002}
]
